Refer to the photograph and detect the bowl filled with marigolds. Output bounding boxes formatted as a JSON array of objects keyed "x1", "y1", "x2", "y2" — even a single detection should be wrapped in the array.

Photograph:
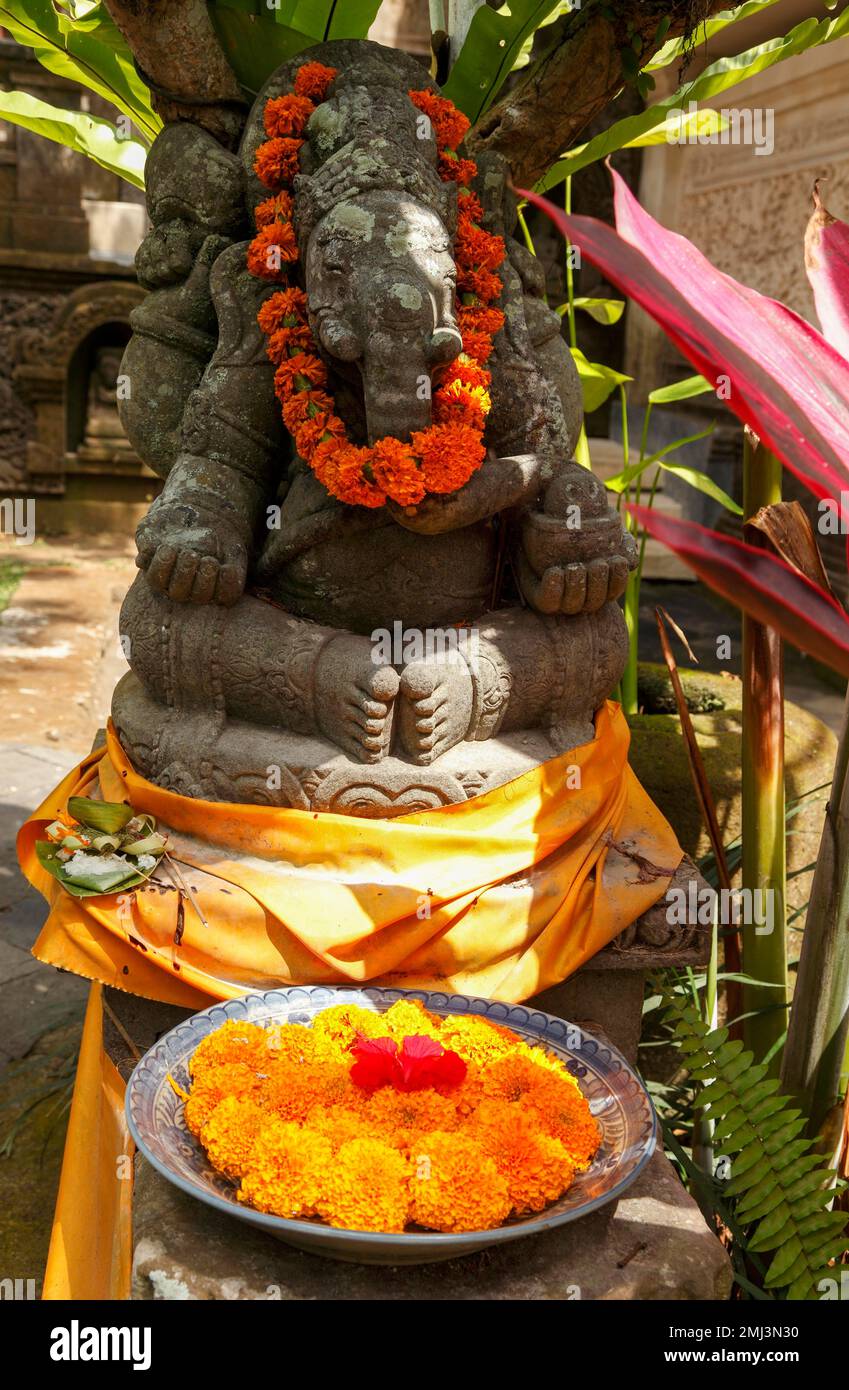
[{"x1": 126, "y1": 986, "x2": 656, "y2": 1263}]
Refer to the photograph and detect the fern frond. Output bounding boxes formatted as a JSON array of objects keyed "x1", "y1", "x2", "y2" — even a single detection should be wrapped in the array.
[{"x1": 655, "y1": 974, "x2": 848, "y2": 1300}]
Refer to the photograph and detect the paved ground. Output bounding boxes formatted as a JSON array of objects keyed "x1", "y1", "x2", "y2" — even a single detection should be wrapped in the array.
[{"x1": 0, "y1": 536, "x2": 134, "y2": 1294}]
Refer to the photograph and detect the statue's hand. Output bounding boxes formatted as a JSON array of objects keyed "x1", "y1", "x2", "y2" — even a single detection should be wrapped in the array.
[
  {"x1": 135, "y1": 495, "x2": 248, "y2": 606},
  {"x1": 516, "y1": 506, "x2": 637, "y2": 616}
]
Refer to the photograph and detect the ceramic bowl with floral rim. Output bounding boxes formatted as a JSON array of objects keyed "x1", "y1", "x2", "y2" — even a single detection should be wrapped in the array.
[{"x1": 125, "y1": 985, "x2": 656, "y2": 1265}]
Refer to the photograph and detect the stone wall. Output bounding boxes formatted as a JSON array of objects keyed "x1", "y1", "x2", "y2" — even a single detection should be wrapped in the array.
[
  {"x1": 0, "y1": 40, "x2": 153, "y2": 531},
  {"x1": 623, "y1": 26, "x2": 849, "y2": 589}
]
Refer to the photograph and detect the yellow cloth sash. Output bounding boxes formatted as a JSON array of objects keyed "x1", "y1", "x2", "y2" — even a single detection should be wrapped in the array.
[
  {"x1": 18, "y1": 702, "x2": 681, "y2": 1009},
  {"x1": 41, "y1": 984, "x2": 132, "y2": 1300}
]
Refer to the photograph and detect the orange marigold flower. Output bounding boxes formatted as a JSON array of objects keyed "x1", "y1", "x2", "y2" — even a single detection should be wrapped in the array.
[
  {"x1": 381, "y1": 999, "x2": 443, "y2": 1043},
  {"x1": 438, "y1": 151, "x2": 477, "y2": 186},
  {"x1": 312, "y1": 440, "x2": 385, "y2": 509},
  {"x1": 254, "y1": 136, "x2": 303, "y2": 189},
  {"x1": 456, "y1": 223, "x2": 505, "y2": 272},
  {"x1": 525, "y1": 1071, "x2": 602, "y2": 1172},
  {"x1": 184, "y1": 1061, "x2": 265, "y2": 1136},
  {"x1": 274, "y1": 352, "x2": 327, "y2": 400},
  {"x1": 238, "y1": 1120, "x2": 332, "y2": 1219},
  {"x1": 370, "y1": 438, "x2": 427, "y2": 506},
  {"x1": 457, "y1": 264, "x2": 502, "y2": 302},
  {"x1": 365, "y1": 1087, "x2": 460, "y2": 1146},
  {"x1": 411, "y1": 422, "x2": 486, "y2": 495},
  {"x1": 263, "y1": 1057, "x2": 365, "y2": 1123},
  {"x1": 281, "y1": 388, "x2": 333, "y2": 433},
  {"x1": 451, "y1": 1061, "x2": 486, "y2": 1117},
  {"x1": 261, "y1": 1021, "x2": 318, "y2": 1065},
  {"x1": 257, "y1": 287, "x2": 308, "y2": 334},
  {"x1": 264, "y1": 93, "x2": 314, "y2": 139},
  {"x1": 434, "y1": 377, "x2": 491, "y2": 429},
  {"x1": 472, "y1": 1101, "x2": 575, "y2": 1213},
  {"x1": 316, "y1": 1137, "x2": 411, "y2": 1232},
  {"x1": 247, "y1": 222, "x2": 298, "y2": 280},
  {"x1": 295, "y1": 412, "x2": 347, "y2": 460},
  {"x1": 457, "y1": 189, "x2": 485, "y2": 222},
  {"x1": 457, "y1": 304, "x2": 505, "y2": 337},
  {"x1": 309, "y1": 1003, "x2": 390, "y2": 1059},
  {"x1": 408, "y1": 1131, "x2": 510, "y2": 1232},
  {"x1": 308, "y1": 1106, "x2": 373, "y2": 1152},
  {"x1": 254, "y1": 189, "x2": 294, "y2": 228},
  {"x1": 188, "y1": 1021, "x2": 269, "y2": 1080},
  {"x1": 199, "y1": 1095, "x2": 264, "y2": 1182},
  {"x1": 456, "y1": 329, "x2": 493, "y2": 366},
  {"x1": 436, "y1": 1014, "x2": 519, "y2": 1068},
  {"x1": 408, "y1": 89, "x2": 470, "y2": 149},
  {"x1": 433, "y1": 392, "x2": 484, "y2": 431},
  {"x1": 294, "y1": 61, "x2": 338, "y2": 102},
  {"x1": 265, "y1": 323, "x2": 315, "y2": 365},
  {"x1": 481, "y1": 1053, "x2": 548, "y2": 1104},
  {"x1": 439, "y1": 355, "x2": 492, "y2": 392}
]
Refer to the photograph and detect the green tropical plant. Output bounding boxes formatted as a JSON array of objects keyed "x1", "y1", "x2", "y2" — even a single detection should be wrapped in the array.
[
  {"x1": 0, "y1": 0, "x2": 160, "y2": 140},
  {"x1": 654, "y1": 974, "x2": 848, "y2": 1299},
  {"x1": 441, "y1": 0, "x2": 564, "y2": 123},
  {"x1": 740, "y1": 438, "x2": 787, "y2": 1071},
  {"x1": 0, "y1": 87, "x2": 146, "y2": 185},
  {"x1": 537, "y1": 4, "x2": 849, "y2": 190}
]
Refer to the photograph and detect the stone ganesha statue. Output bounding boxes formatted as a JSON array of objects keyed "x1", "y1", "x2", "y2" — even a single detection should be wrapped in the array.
[{"x1": 112, "y1": 39, "x2": 638, "y2": 816}]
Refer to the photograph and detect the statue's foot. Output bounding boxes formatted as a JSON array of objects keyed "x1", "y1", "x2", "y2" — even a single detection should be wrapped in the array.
[
  {"x1": 315, "y1": 634, "x2": 400, "y2": 764},
  {"x1": 398, "y1": 654, "x2": 474, "y2": 766}
]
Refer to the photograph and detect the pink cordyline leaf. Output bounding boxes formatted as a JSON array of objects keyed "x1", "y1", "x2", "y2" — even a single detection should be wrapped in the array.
[
  {"x1": 521, "y1": 174, "x2": 849, "y2": 503},
  {"x1": 805, "y1": 181, "x2": 849, "y2": 362},
  {"x1": 629, "y1": 504, "x2": 849, "y2": 677}
]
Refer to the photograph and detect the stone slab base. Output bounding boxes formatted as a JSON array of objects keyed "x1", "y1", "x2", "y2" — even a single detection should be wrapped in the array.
[
  {"x1": 101, "y1": 992, "x2": 730, "y2": 1301},
  {"x1": 129, "y1": 1101, "x2": 730, "y2": 1302}
]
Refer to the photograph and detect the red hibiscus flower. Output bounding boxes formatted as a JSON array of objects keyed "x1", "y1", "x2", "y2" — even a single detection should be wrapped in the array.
[{"x1": 350, "y1": 1033, "x2": 467, "y2": 1093}]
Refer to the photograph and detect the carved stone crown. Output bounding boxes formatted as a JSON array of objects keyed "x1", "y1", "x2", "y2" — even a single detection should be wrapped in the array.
[{"x1": 240, "y1": 39, "x2": 458, "y2": 248}]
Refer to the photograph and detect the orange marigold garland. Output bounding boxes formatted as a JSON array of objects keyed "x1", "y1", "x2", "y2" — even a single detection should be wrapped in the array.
[
  {"x1": 247, "y1": 69, "x2": 505, "y2": 509},
  {"x1": 186, "y1": 1000, "x2": 602, "y2": 1234}
]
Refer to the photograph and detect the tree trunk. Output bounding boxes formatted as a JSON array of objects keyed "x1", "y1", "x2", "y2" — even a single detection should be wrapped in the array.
[
  {"x1": 468, "y1": 1, "x2": 731, "y2": 189},
  {"x1": 103, "y1": 0, "x2": 246, "y2": 147}
]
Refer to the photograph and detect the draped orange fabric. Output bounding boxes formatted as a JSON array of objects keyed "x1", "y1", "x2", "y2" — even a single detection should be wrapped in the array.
[
  {"x1": 18, "y1": 702, "x2": 681, "y2": 1008},
  {"x1": 41, "y1": 984, "x2": 133, "y2": 1300}
]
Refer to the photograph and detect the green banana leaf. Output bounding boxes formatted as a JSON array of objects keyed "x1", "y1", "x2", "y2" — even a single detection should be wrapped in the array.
[
  {"x1": 510, "y1": 1, "x2": 573, "y2": 72},
  {"x1": 35, "y1": 839, "x2": 161, "y2": 898},
  {"x1": 275, "y1": 0, "x2": 383, "y2": 42},
  {"x1": 442, "y1": 0, "x2": 564, "y2": 124},
  {"x1": 647, "y1": 0, "x2": 784, "y2": 71},
  {"x1": 536, "y1": 5, "x2": 849, "y2": 190},
  {"x1": 211, "y1": 2, "x2": 382, "y2": 99},
  {"x1": 0, "y1": 88, "x2": 146, "y2": 187},
  {"x1": 0, "y1": 0, "x2": 160, "y2": 142}
]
